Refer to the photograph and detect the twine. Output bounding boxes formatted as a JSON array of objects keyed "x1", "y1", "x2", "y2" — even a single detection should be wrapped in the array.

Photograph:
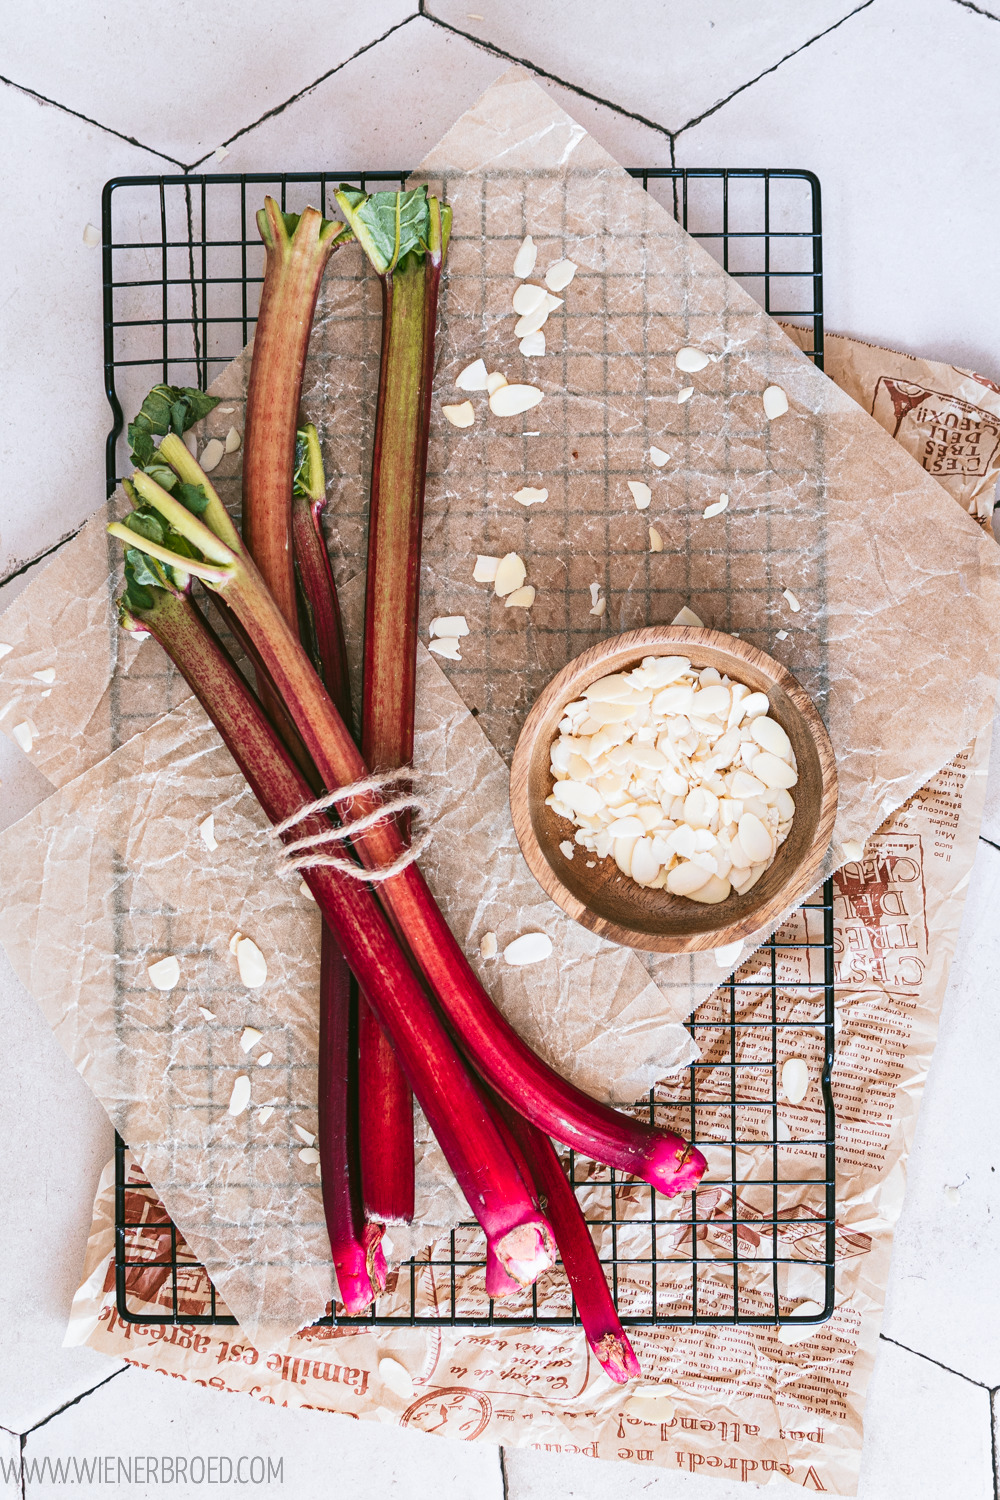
[{"x1": 270, "y1": 766, "x2": 430, "y2": 883}]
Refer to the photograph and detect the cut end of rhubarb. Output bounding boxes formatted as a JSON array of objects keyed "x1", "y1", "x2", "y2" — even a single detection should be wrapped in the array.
[
  {"x1": 485, "y1": 1245, "x2": 522, "y2": 1301},
  {"x1": 333, "y1": 1228, "x2": 387, "y2": 1316},
  {"x1": 493, "y1": 1216, "x2": 556, "y2": 1287},
  {"x1": 589, "y1": 1331, "x2": 642, "y2": 1385},
  {"x1": 645, "y1": 1135, "x2": 708, "y2": 1198}
]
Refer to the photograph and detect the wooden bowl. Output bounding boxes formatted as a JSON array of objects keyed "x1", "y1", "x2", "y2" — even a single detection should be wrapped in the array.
[{"x1": 509, "y1": 626, "x2": 837, "y2": 953}]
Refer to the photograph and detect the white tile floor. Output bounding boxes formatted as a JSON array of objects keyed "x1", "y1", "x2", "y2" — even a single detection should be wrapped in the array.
[{"x1": 3, "y1": 2, "x2": 1000, "y2": 1495}]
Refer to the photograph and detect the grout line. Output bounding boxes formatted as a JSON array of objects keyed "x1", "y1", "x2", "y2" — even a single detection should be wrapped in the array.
[
  {"x1": 879, "y1": 1333, "x2": 996, "y2": 1392},
  {"x1": 182, "y1": 13, "x2": 422, "y2": 170},
  {"x1": 1, "y1": 524, "x2": 86, "y2": 592},
  {"x1": 0, "y1": 73, "x2": 185, "y2": 167},
  {"x1": 673, "y1": 0, "x2": 878, "y2": 138},
  {"x1": 980, "y1": 835, "x2": 1000, "y2": 855},
  {"x1": 18, "y1": 1434, "x2": 26, "y2": 1500},
  {"x1": 20, "y1": 1366, "x2": 130, "y2": 1438},
  {"x1": 499, "y1": 1446, "x2": 510, "y2": 1500},
  {"x1": 424, "y1": 7, "x2": 676, "y2": 147},
  {"x1": 991, "y1": 1390, "x2": 999, "y2": 1500},
  {"x1": 952, "y1": 0, "x2": 1000, "y2": 18}
]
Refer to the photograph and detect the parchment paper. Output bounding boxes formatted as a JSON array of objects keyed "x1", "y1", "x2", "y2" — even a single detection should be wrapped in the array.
[{"x1": 2, "y1": 70, "x2": 1000, "y2": 1347}]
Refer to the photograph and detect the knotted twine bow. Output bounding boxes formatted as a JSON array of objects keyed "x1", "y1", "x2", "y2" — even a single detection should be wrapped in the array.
[{"x1": 269, "y1": 765, "x2": 431, "y2": 882}]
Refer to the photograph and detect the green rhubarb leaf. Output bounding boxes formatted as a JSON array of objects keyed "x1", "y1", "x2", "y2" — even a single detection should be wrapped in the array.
[
  {"x1": 123, "y1": 509, "x2": 166, "y2": 546},
  {"x1": 178, "y1": 388, "x2": 220, "y2": 427},
  {"x1": 122, "y1": 559, "x2": 157, "y2": 612},
  {"x1": 142, "y1": 460, "x2": 179, "y2": 494},
  {"x1": 176, "y1": 481, "x2": 210, "y2": 515},
  {"x1": 337, "y1": 185, "x2": 430, "y2": 274},
  {"x1": 128, "y1": 384, "x2": 221, "y2": 469},
  {"x1": 125, "y1": 547, "x2": 162, "y2": 590}
]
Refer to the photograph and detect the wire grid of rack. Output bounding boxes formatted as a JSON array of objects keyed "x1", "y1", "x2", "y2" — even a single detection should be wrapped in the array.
[{"x1": 105, "y1": 167, "x2": 834, "y2": 1332}]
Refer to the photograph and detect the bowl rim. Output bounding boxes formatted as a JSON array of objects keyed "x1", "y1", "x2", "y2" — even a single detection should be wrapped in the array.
[{"x1": 509, "y1": 625, "x2": 838, "y2": 952}]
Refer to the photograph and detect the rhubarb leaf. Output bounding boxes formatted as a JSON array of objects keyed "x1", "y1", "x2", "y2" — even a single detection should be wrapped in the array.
[
  {"x1": 128, "y1": 384, "x2": 220, "y2": 469},
  {"x1": 176, "y1": 481, "x2": 210, "y2": 515},
  {"x1": 124, "y1": 509, "x2": 165, "y2": 546},
  {"x1": 337, "y1": 185, "x2": 430, "y2": 274},
  {"x1": 122, "y1": 560, "x2": 156, "y2": 612},
  {"x1": 125, "y1": 548, "x2": 162, "y2": 590}
]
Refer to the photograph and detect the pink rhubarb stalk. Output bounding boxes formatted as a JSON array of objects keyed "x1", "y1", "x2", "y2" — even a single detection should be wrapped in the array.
[{"x1": 122, "y1": 585, "x2": 553, "y2": 1286}]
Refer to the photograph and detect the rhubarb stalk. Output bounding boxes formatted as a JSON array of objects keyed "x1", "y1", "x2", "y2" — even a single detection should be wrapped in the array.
[
  {"x1": 111, "y1": 442, "x2": 706, "y2": 1197},
  {"x1": 122, "y1": 583, "x2": 554, "y2": 1286}
]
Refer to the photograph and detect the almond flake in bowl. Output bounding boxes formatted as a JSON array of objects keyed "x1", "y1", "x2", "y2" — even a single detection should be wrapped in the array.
[{"x1": 509, "y1": 626, "x2": 837, "y2": 953}]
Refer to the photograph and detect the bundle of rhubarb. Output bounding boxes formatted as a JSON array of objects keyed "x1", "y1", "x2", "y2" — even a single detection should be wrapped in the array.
[{"x1": 107, "y1": 186, "x2": 706, "y2": 1383}]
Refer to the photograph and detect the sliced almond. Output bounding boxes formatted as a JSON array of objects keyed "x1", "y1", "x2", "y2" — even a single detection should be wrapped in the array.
[
  {"x1": 559, "y1": 839, "x2": 575, "y2": 860},
  {"x1": 782, "y1": 587, "x2": 801, "y2": 613},
  {"x1": 513, "y1": 235, "x2": 537, "y2": 279},
  {"x1": 379, "y1": 1357, "x2": 414, "y2": 1400},
  {"x1": 738, "y1": 812, "x2": 773, "y2": 863},
  {"x1": 677, "y1": 386, "x2": 695, "y2": 404},
  {"x1": 198, "y1": 1006, "x2": 216, "y2": 1020},
  {"x1": 750, "y1": 716, "x2": 792, "y2": 760},
  {"x1": 648, "y1": 526, "x2": 663, "y2": 552},
  {"x1": 479, "y1": 931, "x2": 498, "y2": 959},
  {"x1": 427, "y1": 637, "x2": 462, "y2": 660},
  {"x1": 544, "y1": 258, "x2": 577, "y2": 292},
  {"x1": 258, "y1": 1105, "x2": 275, "y2": 1124},
  {"x1": 11, "y1": 722, "x2": 33, "y2": 753},
  {"x1": 456, "y1": 358, "x2": 490, "y2": 391},
  {"x1": 751, "y1": 751, "x2": 798, "y2": 790},
  {"x1": 198, "y1": 813, "x2": 219, "y2": 851},
  {"x1": 240, "y1": 1026, "x2": 263, "y2": 1054},
  {"x1": 841, "y1": 839, "x2": 865, "y2": 862},
  {"x1": 32, "y1": 668, "x2": 56, "y2": 684},
  {"x1": 589, "y1": 582, "x2": 602, "y2": 606},
  {"x1": 514, "y1": 486, "x2": 548, "y2": 507},
  {"x1": 299, "y1": 1147, "x2": 320, "y2": 1164},
  {"x1": 473, "y1": 555, "x2": 500, "y2": 583},
  {"x1": 235, "y1": 936, "x2": 268, "y2": 988},
  {"x1": 293, "y1": 1123, "x2": 316, "y2": 1146},
  {"x1": 257, "y1": 1052, "x2": 273, "y2": 1066},
  {"x1": 627, "y1": 480, "x2": 652, "y2": 511},
  {"x1": 512, "y1": 283, "x2": 547, "y2": 316},
  {"x1": 514, "y1": 305, "x2": 550, "y2": 338},
  {"x1": 776, "y1": 629, "x2": 789, "y2": 641},
  {"x1": 147, "y1": 955, "x2": 180, "y2": 991},
  {"x1": 672, "y1": 606, "x2": 704, "y2": 627},
  {"x1": 429, "y1": 615, "x2": 470, "y2": 638},
  {"x1": 504, "y1": 585, "x2": 535, "y2": 609},
  {"x1": 777, "y1": 1302, "x2": 825, "y2": 1345},
  {"x1": 714, "y1": 940, "x2": 744, "y2": 968},
  {"x1": 299, "y1": 880, "x2": 316, "y2": 902},
  {"x1": 82, "y1": 222, "x2": 101, "y2": 247},
  {"x1": 490, "y1": 384, "x2": 543, "y2": 417},
  {"x1": 763, "y1": 384, "x2": 789, "y2": 419},
  {"x1": 228, "y1": 930, "x2": 242, "y2": 955},
  {"x1": 675, "y1": 347, "x2": 711, "y2": 372},
  {"x1": 781, "y1": 1057, "x2": 809, "y2": 1104},
  {"x1": 687, "y1": 873, "x2": 732, "y2": 904},
  {"x1": 649, "y1": 446, "x2": 670, "y2": 467},
  {"x1": 224, "y1": 426, "x2": 242, "y2": 453},
  {"x1": 590, "y1": 597, "x2": 607, "y2": 617},
  {"x1": 519, "y1": 331, "x2": 546, "y2": 357},
  {"x1": 666, "y1": 862, "x2": 712, "y2": 896},
  {"x1": 442, "y1": 401, "x2": 475, "y2": 428},
  {"x1": 200, "y1": 438, "x2": 225, "y2": 473},
  {"x1": 703, "y1": 494, "x2": 729, "y2": 518},
  {"x1": 228, "y1": 1075, "x2": 251, "y2": 1117},
  {"x1": 183, "y1": 431, "x2": 198, "y2": 457},
  {"x1": 503, "y1": 932, "x2": 554, "y2": 966},
  {"x1": 0, "y1": 644, "x2": 13, "y2": 659},
  {"x1": 493, "y1": 552, "x2": 526, "y2": 597},
  {"x1": 485, "y1": 371, "x2": 508, "y2": 395},
  {"x1": 624, "y1": 1394, "x2": 675, "y2": 1422}
]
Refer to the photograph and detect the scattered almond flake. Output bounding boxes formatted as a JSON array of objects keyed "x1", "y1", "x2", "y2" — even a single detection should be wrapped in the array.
[
  {"x1": 623, "y1": 1393, "x2": 676, "y2": 1421},
  {"x1": 703, "y1": 494, "x2": 729, "y2": 519},
  {"x1": 228, "y1": 1075, "x2": 251, "y2": 1117},
  {"x1": 40, "y1": 689, "x2": 52, "y2": 698},
  {"x1": 514, "y1": 486, "x2": 548, "y2": 507},
  {"x1": 235, "y1": 935, "x2": 268, "y2": 988},
  {"x1": 545, "y1": 258, "x2": 577, "y2": 292},
  {"x1": 198, "y1": 813, "x2": 219, "y2": 851},
  {"x1": 228, "y1": 930, "x2": 242, "y2": 955},
  {"x1": 494, "y1": 552, "x2": 526, "y2": 597},
  {"x1": 32, "y1": 668, "x2": 56, "y2": 684},
  {"x1": 514, "y1": 304, "x2": 551, "y2": 338},
  {"x1": 943, "y1": 1184, "x2": 961, "y2": 1204},
  {"x1": 0, "y1": 644, "x2": 13, "y2": 659},
  {"x1": 200, "y1": 437, "x2": 225, "y2": 473},
  {"x1": 212, "y1": 144, "x2": 230, "y2": 163},
  {"x1": 763, "y1": 384, "x2": 789, "y2": 420},
  {"x1": 257, "y1": 1105, "x2": 275, "y2": 1123},
  {"x1": 218, "y1": 406, "x2": 235, "y2": 415},
  {"x1": 649, "y1": 446, "x2": 669, "y2": 467},
  {"x1": 456, "y1": 358, "x2": 489, "y2": 391},
  {"x1": 82, "y1": 223, "x2": 100, "y2": 247},
  {"x1": 519, "y1": 331, "x2": 545, "y2": 357},
  {"x1": 485, "y1": 371, "x2": 508, "y2": 396},
  {"x1": 677, "y1": 386, "x2": 695, "y2": 404},
  {"x1": 315, "y1": 1161, "x2": 322, "y2": 1179},
  {"x1": 257, "y1": 1052, "x2": 273, "y2": 1066},
  {"x1": 781, "y1": 1058, "x2": 809, "y2": 1104},
  {"x1": 777, "y1": 1302, "x2": 826, "y2": 1345},
  {"x1": 299, "y1": 879, "x2": 316, "y2": 902},
  {"x1": 840, "y1": 839, "x2": 865, "y2": 862},
  {"x1": 715, "y1": 941, "x2": 745, "y2": 969},
  {"x1": 183, "y1": 430, "x2": 198, "y2": 457},
  {"x1": 627, "y1": 480, "x2": 652, "y2": 511},
  {"x1": 672, "y1": 605, "x2": 704, "y2": 626},
  {"x1": 198, "y1": 1006, "x2": 216, "y2": 1020},
  {"x1": 240, "y1": 1026, "x2": 263, "y2": 1054},
  {"x1": 504, "y1": 585, "x2": 535, "y2": 609},
  {"x1": 442, "y1": 401, "x2": 475, "y2": 428},
  {"x1": 429, "y1": 615, "x2": 470, "y2": 638},
  {"x1": 512, "y1": 282, "x2": 547, "y2": 317},
  {"x1": 147, "y1": 955, "x2": 181, "y2": 991},
  {"x1": 675, "y1": 347, "x2": 711, "y2": 372},
  {"x1": 523, "y1": 431, "x2": 541, "y2": 436},
  {"x1": 379, "y1": 1357, "x2": 414, "y2": 1400},
  {"x1": 428, "y1": 636, "x2": 462, "y2": 660},
  {"x1": 559, "y1": 839, "x2": 575, "y2": 860},
  {"x1": 224, "y1": 426, "x2": 242, "y2": 453},
  {"x1": 490, "y1": 383, "x2": 544, "y2": 417},
  {"x1": 589, "y1": 582, "x2": 602, "y2": 607},
  {"x1": 299, "y1": 1147, "x2": 320, "y2": 1164},
  {"x1": 590, "y1": 597, "x2": 607, "y2": 617},
  {"x1": 293, "y1": 1124, "x2": 316, "y2": 1147},
  {"x1": 648, "y1": 526, "x2": 663, "y2": 553},
  {"x1": 479, "y1": 931, "x2": 498, "y2": 959},
  {"x1": 11, "y1": 722, "x2": 33, "y2": 753},
  {"x1": 513, "y1": 235, "x2": 537, "y2": 279},
  {"x1": 542, "y1": 292, "x2": 563, "y2": 313},
  {"x1": 782, "y1": 587, "x2": 802, "y2": 613},
  {"x1": 473, "y1": 555, "x2": 500, "y2": 583},
  {"x1": 775, "y1": 629, "x2": 789, "y2": 641},
  {"x1": 503, "y1": 932, "x2": 554, "y2": 967}
]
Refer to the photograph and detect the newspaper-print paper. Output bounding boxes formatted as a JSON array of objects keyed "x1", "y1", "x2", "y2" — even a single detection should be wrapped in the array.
[{"x1": 68, "y1": 723, "x2": 991, "y2": 1495}]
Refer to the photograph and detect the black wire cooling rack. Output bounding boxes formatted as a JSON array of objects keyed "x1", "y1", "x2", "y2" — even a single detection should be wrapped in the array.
[{"x1": 104, "y1": 167, "x2": 834, "y2": 1332}]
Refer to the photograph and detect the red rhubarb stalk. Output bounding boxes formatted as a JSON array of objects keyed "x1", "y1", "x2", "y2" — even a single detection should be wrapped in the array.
[
  {"x1": 122, "y1": 585, "x2": 554, "y2": 1286},
  {"x1": 111, "y1": 448, "x2": 706, "y2": 1197}
]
